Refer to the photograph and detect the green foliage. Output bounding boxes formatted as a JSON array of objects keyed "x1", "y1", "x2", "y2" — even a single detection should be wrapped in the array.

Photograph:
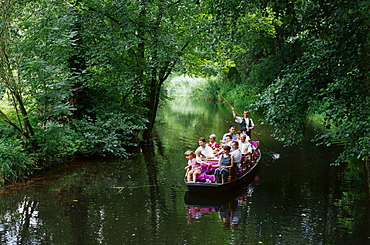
[
  {"x1": 255, "y1": 75, "x2": 312, "y2": 145},
  {"x1": 74, "y1": 0, "x2": 217, "y2": 138},
  {"x1": 189, "y1": 0, "x2": 370, "y2": 165},
  {"x1": 314, "y1": 76, "x2": 370, "y2": 164},
  {"x1": 0, "y1": 0, "x2": 150, "y2": 183},
  {"x1": 18, "y1": 0, "x2": 77, "y2": 118},
  {"x1": 0, "y1": 139, "x2": 34, "y2": 184},
  {"x1": 178, "y1": 2, "x2": 283, "y2": 107},
  {"x1": 71, "y1": 112, "x2": 146, "y2": 157},
  {"x1": 33, "y1": 123, "x2": 84, "y2": 166},
  {"x1": 248, "y1": 0, "x2": 370, "y2": 164}
]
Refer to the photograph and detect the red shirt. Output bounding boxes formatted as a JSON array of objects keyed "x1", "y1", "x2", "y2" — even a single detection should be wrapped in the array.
[{"x1": 207, "y1": 142, "x2": 220, "y2": 151}]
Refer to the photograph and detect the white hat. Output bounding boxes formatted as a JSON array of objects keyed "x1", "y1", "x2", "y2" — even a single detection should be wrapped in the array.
[{"x1": 209, "y1": 134, "x2": 217, "y2": 139}]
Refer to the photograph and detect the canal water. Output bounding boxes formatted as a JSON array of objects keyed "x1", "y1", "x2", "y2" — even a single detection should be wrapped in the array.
[{"x1": 0, "y1": 99, "x2": 369, "y2": 244}]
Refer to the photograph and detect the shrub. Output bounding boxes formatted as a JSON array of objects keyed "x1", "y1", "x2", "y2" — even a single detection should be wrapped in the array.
[{"x1": 0, "y1": 140, "x2": 34, "y2": 185}]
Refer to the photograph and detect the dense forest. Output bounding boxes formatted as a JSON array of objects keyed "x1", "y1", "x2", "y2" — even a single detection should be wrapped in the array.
[{"x1": 0, "y1": 0, "x2": 369, "y2": 185}]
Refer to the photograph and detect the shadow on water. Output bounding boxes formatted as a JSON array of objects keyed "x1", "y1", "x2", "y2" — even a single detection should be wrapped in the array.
[{"x1": 0, "y1": 98, "x2": 369, "y2": 244}]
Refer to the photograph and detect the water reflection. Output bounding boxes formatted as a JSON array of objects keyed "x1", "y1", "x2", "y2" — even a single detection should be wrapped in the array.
[
  {"x1": 184, "y1": 183, "x2": 257, "y2": 230},
  {"x1": 0, "y1": 197, "x2": 41, "y2": 244}
]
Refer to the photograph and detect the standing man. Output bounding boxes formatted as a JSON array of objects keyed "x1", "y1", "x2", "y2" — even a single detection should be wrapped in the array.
[{"x1": 232, "y1": 107, "x2": 254, "y2": 139}]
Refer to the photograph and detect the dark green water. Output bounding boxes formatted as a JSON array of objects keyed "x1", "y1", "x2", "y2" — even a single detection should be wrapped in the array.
[{"x1": 0, "y1": 99, "x2": 369, "y2": 244}]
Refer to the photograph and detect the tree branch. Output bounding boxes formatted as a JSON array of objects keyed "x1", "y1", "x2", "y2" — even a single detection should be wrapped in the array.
[
  {"x1": 159, "y1": 41, "x2": 190, "y2": 85},
  {"x1": 0, "y1": 109, "x2": 25, "y2": 136}
]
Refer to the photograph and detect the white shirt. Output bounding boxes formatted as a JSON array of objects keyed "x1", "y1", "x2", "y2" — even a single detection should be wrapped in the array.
[
  {"x1": 196, "y1": 145, "x2": 214, "y2": 158},
  {"x1": 230, "y1": 148, "x2": 242, "y2": 168},
  {"x1": 231, "y1": 148, "x2": 242, "y2": 165},
  {"x1": 235, "y1": 117, "x2": 254, "y2": 130},
  {"x1": 239, "y1": 141, "x2": 252, "y2": 154}
]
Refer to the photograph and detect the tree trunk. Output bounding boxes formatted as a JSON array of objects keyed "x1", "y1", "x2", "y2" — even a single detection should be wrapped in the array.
[
  {"x1": 67, "y1": 19, "x2": 89, "y2": 120},
  {"x1": 142, "y1": 79, "x2": 161, "y2": 144}
]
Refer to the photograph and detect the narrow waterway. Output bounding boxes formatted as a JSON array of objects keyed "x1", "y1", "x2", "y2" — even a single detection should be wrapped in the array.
[{"x1": 0, "y1": 99, "x2": 369, "y2": 244}]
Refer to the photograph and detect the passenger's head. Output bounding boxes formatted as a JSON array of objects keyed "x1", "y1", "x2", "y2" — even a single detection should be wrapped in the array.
[
  {"x1": 225, "y1": 135, "x2": 232, "y2": 142},
  {"x1": 222, "y1": 145, "x2": 231, "y2": 152},
  {"x1": 198, "y1": 137, "x2": 207, "y2": 147},
  {"x1": 209, "y1": 134, "x2": 217, "y2": 143},
  {"x1": 229, "y1": 126, "x2": 235, "y2": 134},
  {"x1": 231, "y1": 140, "x2": 239, "y2": 150},
  {"x1": 240, "y1": 134, "x2": 247, "y2": 142},
  {"x1": 184, "y1": 150, "x2": 196, "y2": 159}
]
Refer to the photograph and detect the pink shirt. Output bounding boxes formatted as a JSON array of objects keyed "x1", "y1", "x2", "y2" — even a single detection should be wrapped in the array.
[{"x1": 188, "y1": 158, "x2": 202, "y2": 174}]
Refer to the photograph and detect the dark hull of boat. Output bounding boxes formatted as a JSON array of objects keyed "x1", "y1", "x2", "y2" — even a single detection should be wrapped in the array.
[{"x1": 185, "y1": 149, "x2": 261, "y2": 196}]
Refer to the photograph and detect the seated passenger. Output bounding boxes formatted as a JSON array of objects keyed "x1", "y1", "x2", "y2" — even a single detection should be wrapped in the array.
[
  {"x1": 231, "y1": 141, "x2": 242, "y2": 168},
  {"x1": 225, "y1": 135, "x2": 233, "y2": 147},
  {"x1": 184, "y1": 150, "x2": 202, "y2": 182},
  {"x1": 211, "y1": 145, "x2": 234, "y2": 184},
  {"x1": 218, "y1": 134, "x2": 233, "y2": 155},
  {"x1": 239, "y1": 134, "x2": 252, "y2": 159},
  {"x1": 195, "y1": 149, "x2": 214, "y2": 170},
  {"x1": 196, "y1": 137, "x2": 214, "y2": 158},
  {"x1": 240, "y1": 127, "x2": 251, "y2": 141},
  {"x1": 221, "y1": 126, "x2": 237, "y2": 143},
  {"x1": 207, "y1": 134, "x2": 220, "y2": 154},
  {"x1": 236, "y1": 131, "x2": 242, "y2": 141}
]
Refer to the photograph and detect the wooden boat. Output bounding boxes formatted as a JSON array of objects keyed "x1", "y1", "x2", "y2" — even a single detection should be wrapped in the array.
[{"x1": 185, "y1": 142, "x2": 261, "y2": 196}]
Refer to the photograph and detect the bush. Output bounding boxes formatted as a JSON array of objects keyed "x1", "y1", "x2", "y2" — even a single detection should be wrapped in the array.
[
  {"x1": 71, "y1": 112, "x2": 146, "y2": 157},
  {"x1": 0, "y1": 140, "x2": 34, "y2": 185},
  {"x1": 34, "y1": 122, "x2": 86, "y2": 166}
]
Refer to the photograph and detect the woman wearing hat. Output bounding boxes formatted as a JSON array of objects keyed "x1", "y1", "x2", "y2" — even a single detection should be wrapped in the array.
[{"x1": 207, "y1": 134, "x2": 220, "y2": 154}]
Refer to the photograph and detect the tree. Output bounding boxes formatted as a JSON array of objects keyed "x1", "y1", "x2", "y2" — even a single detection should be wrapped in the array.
[
  {"x1": 75, "y1": 0, "x2": 231, "y2": 142},
  {"x1": 0, "y1": 0, "x2": 38, "y2": 152},
  {"x1": 252, "y1": 0, "x2": 370, "y2": 163},
  {"x1": 0, "y1": 0, "x2": 88, "y2": 164}
]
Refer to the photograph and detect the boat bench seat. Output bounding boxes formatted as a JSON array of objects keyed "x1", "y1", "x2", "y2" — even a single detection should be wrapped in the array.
[{"x1": 195, "y1": 173, "x2": 215, "y2": 182}]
